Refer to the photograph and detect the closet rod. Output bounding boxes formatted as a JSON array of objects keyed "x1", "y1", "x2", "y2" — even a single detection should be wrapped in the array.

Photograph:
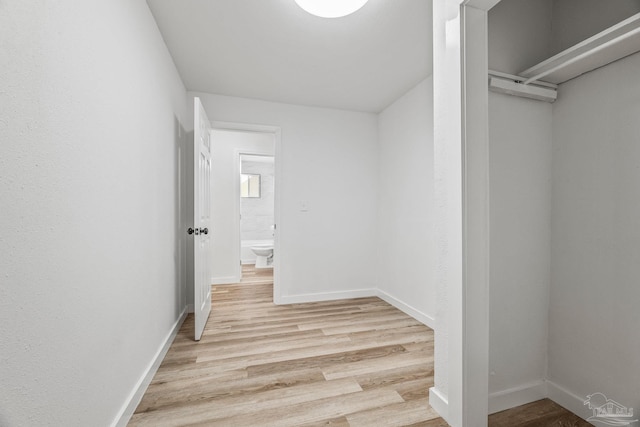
[
  {"x1": 487, "y1": 70, "x2": 558, "y2": 89},
  {"x1": 522, "y1": 26, "x2": 640, "y2": 85}
]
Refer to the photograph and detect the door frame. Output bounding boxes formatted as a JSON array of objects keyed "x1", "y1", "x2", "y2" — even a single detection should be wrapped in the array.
[
  {"x1": 211, "y1": 121, "x2": 282, "y2": 304},
  {"x1": 430, "y1": 0, "x2": 499, "y2": 425}
]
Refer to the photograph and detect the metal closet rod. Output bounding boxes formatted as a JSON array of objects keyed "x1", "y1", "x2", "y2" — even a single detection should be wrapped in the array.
[
  {"x1": 522, "y1": 26, "x2": 640, "y2": 85},
  {"x1": 488, "y1": 69, "x2": 558, "y2": 89}
]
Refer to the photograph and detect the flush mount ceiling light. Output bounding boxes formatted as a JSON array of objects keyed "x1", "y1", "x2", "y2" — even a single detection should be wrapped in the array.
[{"x1": 294, "y1": 0, "x2": 369, "y2": 18}]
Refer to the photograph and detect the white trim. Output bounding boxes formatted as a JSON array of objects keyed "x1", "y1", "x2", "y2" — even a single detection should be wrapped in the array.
[
  {"x1": 187, "y1": 303, "x2": 194, "y2": 314},
  {"x1": 432, "y1": 1, "x2": 465, "y2": 423},
  {"x1": 376, "y1": 289, "x2": 436, "y2": 329},
  {"x1": 432, "y1": 2, "x2": 493, "y2": 424},
  {"x1": 460, "y1": 4, "x2": 491, "y2": 425},
  {"x1": 546, "y1": 380, "x2": 592, "y2": 423},
  {"x1": 429, "y1": 387, "x2": 449, "y2": 420},
  {"x1": 112, "y1": 308, "x2": 188, "y2": 427},
  {"x1": 488, "y1": 380, "x2": 547, "y2": 414},
  {"x1": 272, "y1": 129, "x2": 282, "y2": 304},
  {"x1": 211, "y1": 275, "x2": 240, "y2": 285},
  {"x1": 464, "y1": 0, "x2": 502, "y2": 10},
  {"x1": 232, "y1": 148, "x2": 243, "y2": 282},
  {"x1": 278, "y1": 288, "x2": 376, "y2": 305},
  {"x1": 212, "y1": 121, "x2": 280, "y2": 134}
]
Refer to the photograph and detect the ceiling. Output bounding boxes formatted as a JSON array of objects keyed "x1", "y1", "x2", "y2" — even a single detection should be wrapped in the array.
[{"x1": 146, "y1": 0, "x2": 432, "y2": 113}]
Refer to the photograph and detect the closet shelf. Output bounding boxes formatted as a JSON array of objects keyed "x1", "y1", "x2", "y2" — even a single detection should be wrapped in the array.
[{"x1": 519, "y1": 12, "x2": 640, "y2": 85}]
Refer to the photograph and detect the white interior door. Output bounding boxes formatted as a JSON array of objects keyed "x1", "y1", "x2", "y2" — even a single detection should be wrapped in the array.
[{"x1": 193, "y1": 97, "x2": 212, "y2": 341}]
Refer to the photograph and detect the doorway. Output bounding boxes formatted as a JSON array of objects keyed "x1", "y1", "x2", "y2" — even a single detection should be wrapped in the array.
[
  {"x1": 239, "y1": 154, "x2": 275, "y2": 274},
  {"x1": 209, "y1": 122, "x2": 282, "y2": 304}
]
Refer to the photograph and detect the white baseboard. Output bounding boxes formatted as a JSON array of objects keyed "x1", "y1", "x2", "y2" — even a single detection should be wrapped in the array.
[
  {"x1": 489, "y1": 380, "x2": 547, "y2": 414},
  {"x1": 429, "y1": 387, "x2": 449, "y2": 422},
  {"x1": 376, "y1": 289, "x2": 436, "y2": 329},
  {"x1": 211, "y1": 275, "x2": 240, "y2": 285},
  {"x1": 111, "y1": 307, "x2": 188, "y2": 427},
  {"x1": 278, "y1": 288, "x2": 376, "y2": 304},
  {"x1": 546, "y1": 380, "x2": 593, "y2": 423},
  {"x1": 187, "y1": 303, "x2": 194, "y2": 314}
]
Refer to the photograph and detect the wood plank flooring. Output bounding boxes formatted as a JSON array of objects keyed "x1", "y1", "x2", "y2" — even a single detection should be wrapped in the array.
[
  {"x1": 129, "y1": 265, "x2": 440, "y2": 426},
  {"x1": 130, "y1": 265, "x2": 591, "y2": 426},
  {"x1": 489, "y1": 399, "x2": 591, "y2": 426}
]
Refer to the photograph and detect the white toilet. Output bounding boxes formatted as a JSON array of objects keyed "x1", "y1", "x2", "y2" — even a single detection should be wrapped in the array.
[{"x1": 251, "y1": 244, "x2": 274, "y2": 269}]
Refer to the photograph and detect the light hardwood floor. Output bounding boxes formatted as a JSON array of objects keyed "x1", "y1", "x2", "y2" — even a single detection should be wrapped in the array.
[
  {"x1": 129, "y1": 265, "x2": 439, "y2": 426},
  {"x1": 130, "y1": 265, "x2": 590, "y2": 426}
]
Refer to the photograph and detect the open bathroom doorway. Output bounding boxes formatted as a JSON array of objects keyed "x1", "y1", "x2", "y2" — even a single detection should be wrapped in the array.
[
  {"x1": 209, "y1": 122, "x2": 281, "y2": 304},
  {"x1": 239, "y1": 153, "x2": 275, "y2": 278}
]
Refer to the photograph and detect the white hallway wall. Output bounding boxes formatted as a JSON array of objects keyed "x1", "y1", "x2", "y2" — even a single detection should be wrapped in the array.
[
  {"x1": 548, "y1": 50, "x2": 640, "y2": 417},
  {"x1": 0, "y1": 0, "x2": 188, "y2": 426},
  {"x1": 190, "y1": 92, "x2": 379, "y2": 302},
  {"x1": 377, "y1": 77, "x2": 436, "y2": 326}
]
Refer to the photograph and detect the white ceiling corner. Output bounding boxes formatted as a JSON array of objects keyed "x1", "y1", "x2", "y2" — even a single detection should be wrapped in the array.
[{"x1": 146, "y1": 0, "x2": 433, "y2": 113}]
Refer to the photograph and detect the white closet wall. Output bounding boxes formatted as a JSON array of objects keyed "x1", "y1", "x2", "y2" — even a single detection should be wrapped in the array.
[
  {"x1": 548, "y1": 50, "x2": 640, "y2": 417},
  {"x1": 488, "y1": 92, "x2": 552, "y2": 410},
  {"x1": 487, "y1": 0, "x2": 554, "y2": 412}
]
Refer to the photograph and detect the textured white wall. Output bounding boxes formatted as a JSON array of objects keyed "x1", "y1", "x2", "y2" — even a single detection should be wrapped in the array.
[
  {"x1": 488, "y1": 92, "x2": 552, "y2": 402},
  {"x1": 191, "y1": 92, "x2": 379, "y2": 301},
  {"x1": 549, "y1": 51, "x2": 640, "y2": 413},
  {"x1": 377, "y1": 77, "x2": 436, "y2": 326},
  {"x1": 210, "y1": 130, "x2": 274, "y2": 283},
  {"x1": 0, "y1": 1, "x2": 188, "y2": 425}
]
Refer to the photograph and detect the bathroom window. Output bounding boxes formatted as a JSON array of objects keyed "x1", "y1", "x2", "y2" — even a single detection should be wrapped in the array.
[{"x1": 240, "y1": 174, "x2": 261, "y2": 198}]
